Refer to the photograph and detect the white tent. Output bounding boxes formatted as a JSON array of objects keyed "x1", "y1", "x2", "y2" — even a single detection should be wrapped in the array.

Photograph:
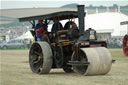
[
  {"x1": 16, "y1": 31, "x2": 34, "y2": 40},
  {"x1": 48, "y1": 12, "x2": 128, "y2": 36},
  {"x1": 85, "y1": 12, "x2": 128, "y2": 36}
]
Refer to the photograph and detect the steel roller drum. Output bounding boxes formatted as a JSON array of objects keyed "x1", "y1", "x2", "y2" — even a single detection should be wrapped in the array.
[{"x1": 72, "y1": 47, "x2": 112, "y2": 76}]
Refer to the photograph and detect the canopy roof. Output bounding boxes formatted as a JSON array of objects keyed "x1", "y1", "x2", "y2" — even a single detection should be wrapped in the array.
[{"x1": 0, "y1": 8, "x2": 79, "y2": 22}]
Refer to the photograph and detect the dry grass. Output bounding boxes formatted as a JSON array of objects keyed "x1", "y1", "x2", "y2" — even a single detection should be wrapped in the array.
[{"x1": 0, "y1": 49, "x2": 128, "y2": 85}]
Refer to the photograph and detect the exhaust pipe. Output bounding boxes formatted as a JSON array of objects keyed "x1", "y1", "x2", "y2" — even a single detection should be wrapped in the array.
[{"x1": 77, "y1": 5, "x2": 85, "y2": 35}]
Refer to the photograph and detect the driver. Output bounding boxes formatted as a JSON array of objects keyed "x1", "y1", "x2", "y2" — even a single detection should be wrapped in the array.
[{"x1": 35, "y1": 20, "x2": 46, "y2": 41}]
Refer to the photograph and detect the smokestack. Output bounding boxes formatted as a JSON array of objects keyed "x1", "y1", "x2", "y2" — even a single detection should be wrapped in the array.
[{"x1": 77, "y1": 5, "x2": 85, "y2": 35}]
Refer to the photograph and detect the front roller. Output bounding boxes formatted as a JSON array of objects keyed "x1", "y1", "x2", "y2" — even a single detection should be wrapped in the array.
[
  {"x1": 72, "y1": 47, "x2": 112, "y2": 76},
  {"x1": 29, "y1": 41, "x2": 53, "y2": 74}
]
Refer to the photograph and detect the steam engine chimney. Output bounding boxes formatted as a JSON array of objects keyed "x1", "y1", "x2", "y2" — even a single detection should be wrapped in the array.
[{"x1": 77, "y1": 5, "x2": 85, "y2": 35}]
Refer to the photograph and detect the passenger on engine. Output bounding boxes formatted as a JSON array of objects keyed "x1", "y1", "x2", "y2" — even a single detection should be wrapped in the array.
[
  {"x1": 51, "y1": 19, "x2": 63, "y2": 32},
  {"x1": 65, "y1": 21, "x2": 79, "y2": 39},
  {"x1": 35, "y1": 20, "x2": 47, "y2": 41}
]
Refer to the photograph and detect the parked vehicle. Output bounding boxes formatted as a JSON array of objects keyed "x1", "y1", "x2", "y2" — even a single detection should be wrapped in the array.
[{"x1": 0, "y1": 39, "x2": 25, "y2": 49}]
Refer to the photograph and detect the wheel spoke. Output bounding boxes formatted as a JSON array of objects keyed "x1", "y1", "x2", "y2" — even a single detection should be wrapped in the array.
[
  {"x1": 34, "y1": 51, "x2": 41, "y2": 56},
  {"x1": 30, "y1": 47, "x2": 43, "y2": 73},
  {"x1": 32, "y1": 58, "x2": 43, "y2": 73}
]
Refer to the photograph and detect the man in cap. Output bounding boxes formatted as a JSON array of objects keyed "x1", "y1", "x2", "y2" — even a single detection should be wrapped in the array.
[{"x1": 35, "y1": 20, "x2": 47, "y2": 41}]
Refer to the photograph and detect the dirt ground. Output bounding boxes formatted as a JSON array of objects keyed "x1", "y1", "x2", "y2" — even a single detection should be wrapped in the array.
[{"x1": 0, "y1": 49, "x2": 128, "y2": 85}]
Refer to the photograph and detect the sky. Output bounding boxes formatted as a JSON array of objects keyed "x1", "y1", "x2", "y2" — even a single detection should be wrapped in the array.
[{"x1": 0, "y1": 0, "x2": 128, "y2": 9}]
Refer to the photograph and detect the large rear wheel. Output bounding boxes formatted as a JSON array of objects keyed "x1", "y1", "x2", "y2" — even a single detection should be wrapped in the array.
[{"x1": 29, "y1": 41, "x2": 53, "y2": 74}]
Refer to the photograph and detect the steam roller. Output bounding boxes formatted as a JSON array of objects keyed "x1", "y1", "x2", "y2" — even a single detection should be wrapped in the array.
[
  {"x1": 0, "y1": 2, "x2": 114, "y2": 75},
  {"x1": 28, "y1": 5, "x2": 114, "y2": 76}
]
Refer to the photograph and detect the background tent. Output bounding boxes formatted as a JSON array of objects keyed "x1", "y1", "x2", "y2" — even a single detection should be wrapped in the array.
[{"x1": 15, "y1": 31, "x2": 33, "y2": 40}]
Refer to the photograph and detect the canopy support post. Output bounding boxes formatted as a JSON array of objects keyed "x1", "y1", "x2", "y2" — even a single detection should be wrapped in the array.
[{"x1": 29, "y1": 20, "x2": 37, "y2": 41}]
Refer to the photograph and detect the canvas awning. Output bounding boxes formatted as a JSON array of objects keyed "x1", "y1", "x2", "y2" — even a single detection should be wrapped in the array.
[{"x1": 0, "y1": 8, "x2": 79, "y2": 22}]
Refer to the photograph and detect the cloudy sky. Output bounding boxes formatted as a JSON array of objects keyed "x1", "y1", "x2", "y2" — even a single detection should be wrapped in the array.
[{"x1": 0, "y1": 0, "x2": 128, "y2": 9}]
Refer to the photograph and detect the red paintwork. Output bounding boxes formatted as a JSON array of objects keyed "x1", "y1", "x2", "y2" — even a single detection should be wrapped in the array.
[{"x1": 123, "y1": 35, "x2": 128, "y2": 56}]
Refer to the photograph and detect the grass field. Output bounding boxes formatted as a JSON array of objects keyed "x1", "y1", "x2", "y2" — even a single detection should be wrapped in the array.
[{"x1": 0, "y1": 48, "x2": 128, "y2": 85}]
